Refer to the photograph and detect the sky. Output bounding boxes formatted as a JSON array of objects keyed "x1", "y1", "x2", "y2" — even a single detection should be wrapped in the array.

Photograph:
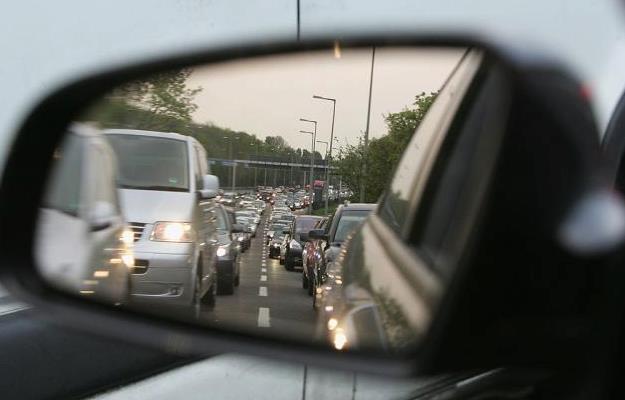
[{"x1": 187, "y1": 46, "x2": 464, "y2": 154}]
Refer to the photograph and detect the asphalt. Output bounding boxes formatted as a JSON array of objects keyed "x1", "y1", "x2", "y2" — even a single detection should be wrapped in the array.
[{"x1": 203, "y1": 208, "x2": 317, "y2": 340}]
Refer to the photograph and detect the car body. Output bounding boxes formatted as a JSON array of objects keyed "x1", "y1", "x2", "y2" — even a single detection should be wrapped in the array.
[
  {"x1": 103, "y1": 129, "x2": 219, "y2": 309},
  {"x1": 268, "y1": 232, "x2": 285, "y2": 259},
  {"x1": 236, "y1": 210, "x2": 260, "y2": 226},
  {"x1": 320, "y1": 203, "x2": 377, "y2": 267},
  {"x1": 211, "y1": 204, "x2": 241, "y2": 295},
  {"x1": 227, "y1": 208, "x2": 251, "y2": 251},
  {"x1": 37, "y1": 124, "x2": 133, "y2": 305},
  {"x1": 316, "y1": 50, "x2": 504, "y2": 351},
  {"x1": 266, "y1": 222, "x2": 289, "y2": 245},
  {"x1": 283, "y1": 215, "x2": 323, "y2": 271}
]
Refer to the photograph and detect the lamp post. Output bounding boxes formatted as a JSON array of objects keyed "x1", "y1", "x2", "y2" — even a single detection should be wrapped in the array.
[
  {"x1": 313, "y1": 95, "x2": 336, "y2": 214},
  {"x1": 361, "y1": 47, "x2": 375, "y2": 203},
  {"x1": 299, "y1": 118, "x2": 317, "y2": 214}
]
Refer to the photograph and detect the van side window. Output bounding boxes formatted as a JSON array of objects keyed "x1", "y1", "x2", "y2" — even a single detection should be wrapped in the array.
[
  {"x1": 44, "y1": 134, "x2": 84, "y2": 216},
  {"x1": 194, "y1": 146, "x2": 203, "y2": 190},
  {"x1": 92, "y1": 143, "x2": 119, "y2": 212}
]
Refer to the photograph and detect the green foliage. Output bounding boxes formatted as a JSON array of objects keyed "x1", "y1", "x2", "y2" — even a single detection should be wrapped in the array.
[
  {"x1": 334, "y1": 91, "x2": 437, "y2": 203},
  {"x1": 112, "y1": 69, "x2": 202, "y2": 128},
  {"x1": 79, "y1": 73, "x2": 328, "y2": 188}
]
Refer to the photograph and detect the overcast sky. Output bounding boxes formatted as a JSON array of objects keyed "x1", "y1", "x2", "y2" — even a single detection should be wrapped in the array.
[{"x1": 187, "y1": 47, "x2": 464, "y2": 154}]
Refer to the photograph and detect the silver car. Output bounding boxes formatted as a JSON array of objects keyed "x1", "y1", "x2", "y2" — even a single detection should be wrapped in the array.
[{"x1": 104, "y1": 129, "x2": 220, "y2": 313}]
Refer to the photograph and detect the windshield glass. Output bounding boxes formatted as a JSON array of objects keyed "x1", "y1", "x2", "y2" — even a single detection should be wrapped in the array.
[
  {"x1": 296, "y1": 218, "x2": 320, "y2": 233},
  {"x1": 334, "y1": 210, "x2": 371, "y2": 243},
  {"x1": 106, "y1": 134, "x2": 189, "y2": 191}
]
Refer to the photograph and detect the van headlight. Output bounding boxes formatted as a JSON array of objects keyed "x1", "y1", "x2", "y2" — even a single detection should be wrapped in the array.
[
  {"x1": 150, "y1": 222, "x2": 194, "y2": 242},
  {"x1": 120, "y1": 228, "x2": 135, "y2": 246}
]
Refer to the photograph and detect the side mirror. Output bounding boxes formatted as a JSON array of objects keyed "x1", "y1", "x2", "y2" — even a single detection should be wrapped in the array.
[
  {"x1": 308, "y1": 229, "x2": 327, "y2": 241},
  {"x1": 202, "y1": 174, "x2": 219, "y2": 191},
  {"x1": 199, "y1": 174, "x2": 219, "y2": 199},
  {"x1": 231, "y1": 223, "x2": 244, "y2": 233},
  {"x1": 88, "y1": 201, "x2": 117, "y2": 231}
]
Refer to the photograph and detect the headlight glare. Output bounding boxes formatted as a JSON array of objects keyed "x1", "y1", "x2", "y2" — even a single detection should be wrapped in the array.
[{"x1": 151, "y1": 222, "x2": 193, "y2": 242}]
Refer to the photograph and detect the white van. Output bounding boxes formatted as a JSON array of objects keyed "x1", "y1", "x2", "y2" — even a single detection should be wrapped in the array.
[
  {"x1": 37, "y1": 124, "x2": 133, "y2": 305},
  {"x1": 104, "y1": 129, "x2": 220, "y2": 314}
]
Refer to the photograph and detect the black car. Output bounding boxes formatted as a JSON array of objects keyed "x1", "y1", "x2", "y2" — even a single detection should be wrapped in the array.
[
  {"x1": 225, "y1": 207, "x2": 251, "y2": 251},
  {"x1": 283, "y1": 215, "x2": 323, "y2": 271},
  {"x1": 268, "y1": 232, "x2": 285, "y2": 258},
  {"x1": 308, "y1": 203, "x2": 377, "y2": 267},
  {"x1": 211, "y1": 204, "x2": 242, "y2": 295}
]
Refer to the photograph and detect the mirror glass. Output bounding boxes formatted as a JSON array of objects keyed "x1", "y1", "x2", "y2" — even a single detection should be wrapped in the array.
[{"x1": 36, "y1": 46, "x2": 471, "y2": 353}]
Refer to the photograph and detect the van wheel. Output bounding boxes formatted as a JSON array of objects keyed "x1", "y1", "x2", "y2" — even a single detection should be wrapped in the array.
[
  {"x1": 201, "y1": 281, "x2": 216, "y2": 307},
  {"x1": 302, "y1": 273, "x2": 309, "y2": 289},
  {"x1": 191, "y1": 276, "x2": 202, "y2": 319}
]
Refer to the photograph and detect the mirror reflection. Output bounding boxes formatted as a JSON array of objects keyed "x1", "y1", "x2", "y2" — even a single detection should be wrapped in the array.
[{"x1": 37, "y1": 46, "x2": 467, "y2": 353}]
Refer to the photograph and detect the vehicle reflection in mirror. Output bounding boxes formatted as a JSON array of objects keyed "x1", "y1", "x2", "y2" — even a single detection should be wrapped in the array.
[{"x1": 36, "y1": 46, "x2": 480, "y2": 353}]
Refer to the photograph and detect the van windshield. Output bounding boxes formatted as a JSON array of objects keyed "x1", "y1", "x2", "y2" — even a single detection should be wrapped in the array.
[{"x1": 106, "y1": 134, "x2": 189, "y2": 192}]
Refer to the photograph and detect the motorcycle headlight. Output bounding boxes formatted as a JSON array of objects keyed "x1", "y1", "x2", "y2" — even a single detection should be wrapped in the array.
[{"x1": 150, "y1": 222, "x2": 194, "y2": 242}]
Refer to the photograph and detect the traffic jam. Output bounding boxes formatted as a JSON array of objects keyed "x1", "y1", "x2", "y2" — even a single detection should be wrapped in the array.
[
  {"x1": 38, "y1": 128, "x2": 373, "y2": 351},
  {"x1": 203, "y1": 185, "x2": 373, "y2": 350}
]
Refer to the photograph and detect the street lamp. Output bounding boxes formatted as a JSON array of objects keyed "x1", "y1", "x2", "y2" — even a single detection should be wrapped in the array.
[
  {"x1": 316, "y1": 140, "x2": 328, "y2": 158},
  {"x1": 313, "y1": 95, "x2": 336, "y2": 215},
  {"x1": 361, "y1": 47, "x2": 375, "y2": 203},
  {"x1": 299, "y1": 118, "x2": 317, "y2": 214},
  {"x1": 299, "y1": 118, "x2": 317, "y2": 213}
]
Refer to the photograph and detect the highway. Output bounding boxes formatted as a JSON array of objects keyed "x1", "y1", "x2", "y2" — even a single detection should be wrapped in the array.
[{"x1": 203, "y1": 208, "x2": 317, "y2": 339}]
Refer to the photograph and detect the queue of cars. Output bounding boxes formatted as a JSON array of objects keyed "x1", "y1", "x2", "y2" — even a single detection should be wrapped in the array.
[{"x1": 262, "y1": 190, "x2": 376, "y2": 321}]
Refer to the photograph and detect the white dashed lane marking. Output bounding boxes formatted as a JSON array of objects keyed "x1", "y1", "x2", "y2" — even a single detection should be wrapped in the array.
[
  {"x1": 261, "y1": 267, "x2": 266, "y2": 273},
  {"x1": 259, "y1": 286, "x2": 268, "y2": 296},
  {"x1": 260, "y1": 275, "x2": 267, "y2": 282},
  {"x1": 257, "y1": 307, "x2": 271, "y2": 327}
]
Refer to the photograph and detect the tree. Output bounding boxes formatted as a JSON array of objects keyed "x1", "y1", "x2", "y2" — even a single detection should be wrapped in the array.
[
  {"x1": 112, "y1": 68, "x2": 202, "y2": 130},
  {"x1": 335, "y1": 91, "x2": 437, "y2": 202}
]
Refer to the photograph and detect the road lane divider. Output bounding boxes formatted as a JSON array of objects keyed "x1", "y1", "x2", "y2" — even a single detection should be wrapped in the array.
[
  {"x1": 259, "y1": 286, "x2": 268, "y2": 296},
  {"x1": 258, "y1": 307, "x2": 271, "y2": 327},
  {"x1": 260, "y1": 275, "x2": 267, "y2": 282}
]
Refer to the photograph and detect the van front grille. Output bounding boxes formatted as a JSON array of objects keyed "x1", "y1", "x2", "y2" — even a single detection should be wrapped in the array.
[{"x1": 129, "y1": 222, "x2": 146, "y2": 242}]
